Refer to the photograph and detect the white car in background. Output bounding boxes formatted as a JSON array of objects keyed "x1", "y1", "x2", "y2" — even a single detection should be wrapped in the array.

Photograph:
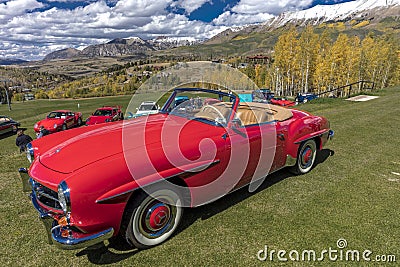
[{"x1": 135, "y1": 101, "x2": 160, "y2": 117}]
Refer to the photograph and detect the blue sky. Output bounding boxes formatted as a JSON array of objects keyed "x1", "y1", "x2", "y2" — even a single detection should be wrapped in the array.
[{"x1": 0, "y1": 0, "x2": 355, "y2": 61}]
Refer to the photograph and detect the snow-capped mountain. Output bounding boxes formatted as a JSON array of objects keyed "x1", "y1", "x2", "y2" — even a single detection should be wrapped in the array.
[
  {"x1": 43, "y1": 0, "x2": 399, "y2": 60},
  {"x1": 268, "y1": 0, "x2": 400, "y2": 27},
  {"x1": 43, "y1": 36, "x2": 201, "y2": 60}
]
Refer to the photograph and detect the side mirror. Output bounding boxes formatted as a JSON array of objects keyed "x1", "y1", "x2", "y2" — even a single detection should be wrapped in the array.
[{"x1": 231, "y1": 118, "x2": 242, "y2": 128}]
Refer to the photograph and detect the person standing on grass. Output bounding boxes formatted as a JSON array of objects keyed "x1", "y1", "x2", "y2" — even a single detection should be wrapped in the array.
[{"x1": 15, "y1": 129, "x2": 33, "y2": 163}]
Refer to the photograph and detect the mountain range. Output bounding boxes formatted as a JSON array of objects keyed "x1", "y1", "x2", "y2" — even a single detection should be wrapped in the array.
[
  {"x1": 206, "y1": 0, "x2": 400, "y2": 44},
  {"x1": 43, "y1": 36, "x2": 200, "y2": 61},
  {"x1": 2, "y1": 0, "x2": 399, "y2": 65},
  {"x1": 269, "y1": 0, "x2": 400, "y2": 27}
]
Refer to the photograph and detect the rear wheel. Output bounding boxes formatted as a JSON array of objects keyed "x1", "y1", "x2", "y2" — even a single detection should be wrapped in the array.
[
  {"x1": 291, "y1": 139, "x2": 317, "y2": 175},
  {"x1": 77, "y1": 117, "x2": 82, "y2": 126},
  {"x1": 122, "y1": 185, "x2": 184, "y2": 249}
]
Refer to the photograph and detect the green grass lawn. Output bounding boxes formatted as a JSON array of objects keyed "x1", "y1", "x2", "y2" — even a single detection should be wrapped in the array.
[{"x1": 0, "y1": 87, "x2": 399, "y2": 266}]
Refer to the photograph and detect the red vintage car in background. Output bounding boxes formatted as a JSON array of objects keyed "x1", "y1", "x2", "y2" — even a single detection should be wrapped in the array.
[
  {"x1": 19, "y1": 88, "x2": 333, "y2": 250},
  {"x1": 86, "y1": 106, "x2": 123, "y2": 125},
  {"x1": 270, "y1": 97, "x2": 296, "y2": 107},
  {"x1": 34, "y1": 110, "x2": 83, "y2": 134}
]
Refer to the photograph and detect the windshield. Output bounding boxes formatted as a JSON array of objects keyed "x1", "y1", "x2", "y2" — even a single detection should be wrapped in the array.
[
  {"x1": 47, "y1": 112, "x2": 66, "y2": 118},
  {"x1": 139, "y1": 104, "x2": 157, "y2": 111},
  {"x1": 93, "y1": 109, "x2": 112, "y2": 116},
  {"x1": 162, "y1": 89, "x2": 236, "y2": 126},
  {"x1": 0, "y1": 117, "x2": 10, "y2": 123}
]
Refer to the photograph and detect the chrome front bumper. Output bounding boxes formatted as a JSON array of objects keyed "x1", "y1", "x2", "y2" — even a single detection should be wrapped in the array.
[{"x1": 19, "y1": 168, "x2": 114, "y2": 250}]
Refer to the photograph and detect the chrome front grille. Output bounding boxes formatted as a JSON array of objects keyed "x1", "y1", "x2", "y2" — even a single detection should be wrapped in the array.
[{"x1": 31, "y1": 180, "x2": 62, "y2": 210}]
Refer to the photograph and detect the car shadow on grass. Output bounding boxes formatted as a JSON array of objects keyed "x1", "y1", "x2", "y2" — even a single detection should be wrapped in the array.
[
  {"x1": 0, "y1": 131, "x2": 15, "y2": 139},
  {"x1": 78, "y1": 148, "x2": 334, "y2": 264}
]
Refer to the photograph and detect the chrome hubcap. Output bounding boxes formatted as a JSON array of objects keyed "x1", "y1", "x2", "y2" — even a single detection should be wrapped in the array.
[
  {"x1": 146, "y1": 203, "x2": 170, "y2": 231},
  {"x1": 140, "y1": 199, "x2": 175, "y2": 238},
  {"x1": 301, "y1": 147, "x2": 313, "y2": 168}
]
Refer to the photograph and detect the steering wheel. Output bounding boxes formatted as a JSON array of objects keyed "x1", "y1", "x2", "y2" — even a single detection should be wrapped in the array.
[{"x1": 202, "y1": 105, "x2": 226, "y2": 124}]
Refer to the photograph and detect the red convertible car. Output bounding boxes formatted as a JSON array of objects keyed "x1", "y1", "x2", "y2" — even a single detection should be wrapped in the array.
[
  {"x1": 34, "y1": 110, "x2": 83, "y2": 134},
  {"x1": 19, "y1": 88, "x2": 333, "y2": 250},
  {"x1": 86, "y1": 106, "x2": 123, "y2": 125}
]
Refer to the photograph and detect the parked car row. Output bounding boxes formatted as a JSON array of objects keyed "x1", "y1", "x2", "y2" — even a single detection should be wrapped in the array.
[
  {"x1": 239, "y1": 90, "x2": 296, "y2": 107},
  {"x1": 239, "y1": 89, "x2": 319, "y2": 106}
]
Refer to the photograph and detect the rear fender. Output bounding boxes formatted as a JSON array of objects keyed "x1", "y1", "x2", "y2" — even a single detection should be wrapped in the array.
[
  {"x1": 294, "y1": 129, "x2": 328, "y2": 149},
  {"x1": 286, "y1": 115, "x2": 329, "y2": 158}
]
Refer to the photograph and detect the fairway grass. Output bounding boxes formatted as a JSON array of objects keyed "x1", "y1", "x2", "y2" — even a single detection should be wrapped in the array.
[{"x1": 0, "y1": 87, "x2": 399, "y2": 266}]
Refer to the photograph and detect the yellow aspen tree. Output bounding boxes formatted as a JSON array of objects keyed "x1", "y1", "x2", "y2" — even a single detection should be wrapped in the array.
[
  {"x1": 346, "y1": 36, "x2": 361, "y2": 85},
  {"x1": 327, "y1": 34, "x2": 351, "y2": 91},
  {"x1": 296, "y1": 25, "x2": 320, "y2": 94},
  {"x1": 373, "y1": 37, "x2": 398, "y2": 88},
  {"x1": 272, "y1": 26, "x2": 298, "y2": 96},
  {"x1": 360, "y1": 35, "x2": 378, "y2": 84},
  {"x1": 314, "y1": 29, "x2": 332, "y2": 93}
]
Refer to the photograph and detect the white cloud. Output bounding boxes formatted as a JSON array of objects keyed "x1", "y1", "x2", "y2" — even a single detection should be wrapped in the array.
[
  {"x1": 231, "y1": 0, "x2": 313, "y2": 15},
  {"x1": 0, "y1": 0, "x2": 44, "y2": 20},
  {"x1": 171, "y1": 0, "x2": 211, "y2": 14},
  {"x1": 0, "y1": 0, "x2": 319, "y2": 61},
  {"x1": 213, "y1": 10, "x2": 274, "y2": 26},
  {"x1": 212, "y1": 0, "x2": 313, "y2": 26}
]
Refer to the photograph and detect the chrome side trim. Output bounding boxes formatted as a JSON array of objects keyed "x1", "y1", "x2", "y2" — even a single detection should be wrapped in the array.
[
  {"x1": 96, "y1": 159, "x2": 220, "y2": 204},
  {"x1": 294, "y1": 129, "x2": 329, "y2": 144},
  {"x1": 284, "y1": 154, "x2": 297, "y2": 167}
]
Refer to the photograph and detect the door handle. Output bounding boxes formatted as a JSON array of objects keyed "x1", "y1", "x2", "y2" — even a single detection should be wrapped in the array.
[{"x1": 277, "y1": 133, "x2": 285, "y2": 141}]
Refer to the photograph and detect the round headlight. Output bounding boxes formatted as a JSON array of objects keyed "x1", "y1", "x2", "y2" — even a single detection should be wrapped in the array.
[
  {"x1": 53, "y1": 123, "x2": 58, "y2": 129},
  {"x1": 34, "y1": 123, "x2": 38, "y2": 128},
  {"x1": 57, "y1": 181, "x2": 71, "y2": 214}
]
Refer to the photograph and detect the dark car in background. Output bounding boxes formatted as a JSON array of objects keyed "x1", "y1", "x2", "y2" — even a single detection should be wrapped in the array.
[
  {"x1": 0, "y1": 115, "x2": 20, "y2": 135},
  {"x1": 295, "y1": 93, "x2": 318, "y2": 103}
]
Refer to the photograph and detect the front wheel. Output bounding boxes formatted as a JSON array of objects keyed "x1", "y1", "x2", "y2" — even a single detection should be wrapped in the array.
[
  {"x1": 61, "y1": 124, "x2": 67, "y2": 131},
  {"x1": 77, "y1": 117, "x2": 82, "y2": 126},
  {"x1": 291, "y1": 139, "x2": 317, "y2": 175},
  {"x1": 123, "y1": 186, "x2": 184, "y2": 249}
]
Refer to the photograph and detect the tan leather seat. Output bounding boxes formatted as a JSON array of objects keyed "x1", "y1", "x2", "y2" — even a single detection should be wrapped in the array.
[
  {"x1": 195, "y1": 103, "x2": 231, "y2": 121},
  {"x1": 236, "y1": 106, "x2": 268, "y2": 126}
]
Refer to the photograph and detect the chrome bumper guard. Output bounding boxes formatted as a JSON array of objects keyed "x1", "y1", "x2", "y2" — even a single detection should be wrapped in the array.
[
  {"x1": 18, "y1": 168, "x2": 31, "y2": 192},
  {"x1": 18, "y1": 168, "x2": 114, "y2": 250}
]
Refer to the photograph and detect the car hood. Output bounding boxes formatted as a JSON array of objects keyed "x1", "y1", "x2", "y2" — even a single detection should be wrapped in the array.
[
  {"x1": 35, "y1": 113, "x2": 206, "y2": 174},
  {"x1": 86, "y1": 115, "x2": 110, "y2": 124},
  {"x1": 37, "y1": 118, "x2": 64, "y2": 127}
]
